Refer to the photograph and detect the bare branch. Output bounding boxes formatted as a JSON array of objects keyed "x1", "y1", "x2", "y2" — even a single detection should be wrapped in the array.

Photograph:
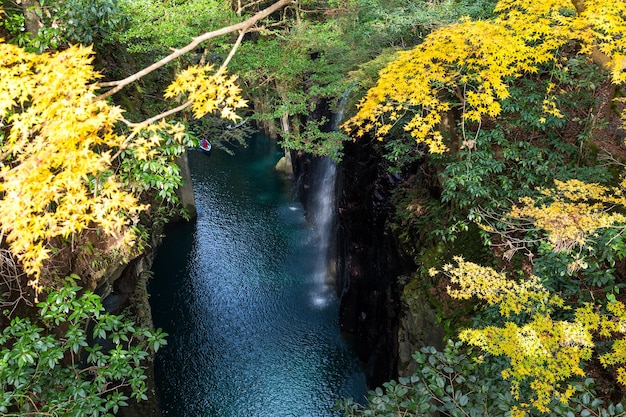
[
  {"x1": 125, "y1": 100, "x2": 192, "y2": 129},
  {"x1": 220, "y1": 29, "x2": 246, "y2": 72},
  {"x1": 96, "y1": 0, "x2": 292, "y2": 100},
  {"x1": 0, "y1": 242, "x2": 32, "y2": 315},
  {"x1": 236, "y1": 0, "x2": 269, "y2": 15}
]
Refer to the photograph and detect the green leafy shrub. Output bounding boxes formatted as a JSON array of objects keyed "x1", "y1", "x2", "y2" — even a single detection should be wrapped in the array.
[
  {"x1": 0, "y1": 277, "x2": 167, "y2": 416},
  {"x1": 0, "y1": 0, "x2": 124, "y2": 51},
  {"x1": 340, "y1": 341, "x2": 625, "y2": 417},
  {"x1": 339, "y1": 341, "x2": 515, "y2": 417}
]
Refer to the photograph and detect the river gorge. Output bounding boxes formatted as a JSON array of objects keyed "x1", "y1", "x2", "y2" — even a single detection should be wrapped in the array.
[{"x1": 149, "y1": 134, "x2": 367, "y2": 416}]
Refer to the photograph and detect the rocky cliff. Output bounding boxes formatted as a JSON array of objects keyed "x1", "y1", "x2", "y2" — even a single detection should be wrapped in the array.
[{"x1": 335, "y1": 135, "x2": 446, "y2": 386}]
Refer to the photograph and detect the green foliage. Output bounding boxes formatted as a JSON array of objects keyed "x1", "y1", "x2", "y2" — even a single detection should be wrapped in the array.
[
  {"x1": 534, "y1": 228, "x2": 626, "y2": 304},
  {"x1": 0, "y1": 5, "x2": 29, "y2": 41},
  {"x1": 344, "y1": 48, "x2": 400, "y2": 103},
  {"x1": 0, "y1": 2, "x2": 59, "y2": 51},
  {"x1": 339, "y1": 341, "x2": 513, "y2": 417},
  {"x1": 0, "y1": 277, "x2": 167, "y2": 416},
  {"x1": 49, "y1": 0, "x2": 125, "y2": 45},
  {"x1": 341, "y1": 341, "x2": 625, "y2": 417},
  {"x1": 282, "y1": 119, "x2": 348, "y2": 159},
  {"x1": 333, "y1": 0, "x2": 498, "y2": 53},
  {"x1": 431, "y1": 128, "x2": 610, "y2": 242},
  {"x1": 1, "y1": 0, "x2": 124, "y2": 51},
  {"x1": 390, "y1": 185, "x2": 446, "y2": 259},
  {"x1": 116, "y1": 0, "x2": 237, "y2": 55},
  {"x1": 230, "y1": 21, "x2": 354, "y2": 153},
  {"x1": 118, "y1": 123, "x2": 194, "y2": 203}
]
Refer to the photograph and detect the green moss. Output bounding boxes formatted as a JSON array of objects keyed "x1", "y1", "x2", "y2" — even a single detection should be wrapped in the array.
[
  {"x1": 394, "y1": 197, "x2": 495, "y2": 338},
  {"x1": 389, "y1": 182, "x2": 446, "y2": 264}
]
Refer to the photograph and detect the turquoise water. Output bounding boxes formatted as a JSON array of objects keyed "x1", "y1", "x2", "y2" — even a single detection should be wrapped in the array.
[{"x1": 149, "y1": 135, "x2": 367, "y2": 416}]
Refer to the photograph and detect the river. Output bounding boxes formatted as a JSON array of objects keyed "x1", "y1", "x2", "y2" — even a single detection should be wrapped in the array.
[{"x1": 149, "y1": 134, "x2": 367, "y2": 416}]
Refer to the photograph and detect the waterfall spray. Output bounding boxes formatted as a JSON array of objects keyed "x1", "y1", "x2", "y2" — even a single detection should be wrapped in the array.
[
  {"x1": 309, "y1": 92, "x2": 350, "y2": 303},
  {"x1": 311, "y1": 158, "x2": 337, "y2": 286}
]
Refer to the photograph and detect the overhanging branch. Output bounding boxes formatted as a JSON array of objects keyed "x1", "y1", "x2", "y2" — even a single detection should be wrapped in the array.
[{"x1": 96, "y1": 0, "x2": 292, "y2": 101}]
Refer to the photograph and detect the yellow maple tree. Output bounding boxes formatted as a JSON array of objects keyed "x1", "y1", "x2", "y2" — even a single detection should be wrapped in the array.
[
  {"x1": 0, "y1": 43, "x2": 132, "y2": 292},
  {"x1": 0, "y1": 43, "x2": 245, "y2": 294},
  {"x1": 0, "y1": 0, "x2": 290, "y2": 296},
  {"x1": 435, "y1": 257, "x2": 626, "y2": 414},
  {"x1": 343, "y1": 0, "x2": 626, "y2": 153}
]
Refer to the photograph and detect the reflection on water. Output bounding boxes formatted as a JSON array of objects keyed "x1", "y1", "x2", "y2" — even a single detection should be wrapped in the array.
[{"x1": 149, "y1": 135, "x2": 366, "y2": 417}]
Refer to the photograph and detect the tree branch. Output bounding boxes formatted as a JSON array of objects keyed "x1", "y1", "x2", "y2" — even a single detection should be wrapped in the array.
[
  {"x1": 220, "y1": 29, "x2": 246, "y2": 72},
  {"x1": 95, "y1": 0, "x2": 292, "y2": 101},
  {"x1": 125, "y1": 100, "x2": 193, "y2": 129}
]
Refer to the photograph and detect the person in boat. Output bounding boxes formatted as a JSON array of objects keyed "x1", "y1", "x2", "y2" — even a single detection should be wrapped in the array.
[{"x1": 200, "y1": 138, "x2": 210, "y2": 150}]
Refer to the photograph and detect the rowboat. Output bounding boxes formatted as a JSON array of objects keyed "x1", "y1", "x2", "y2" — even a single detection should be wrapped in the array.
[{"x1": 199, "y1": 139, "x2": 212, "y2": 153}]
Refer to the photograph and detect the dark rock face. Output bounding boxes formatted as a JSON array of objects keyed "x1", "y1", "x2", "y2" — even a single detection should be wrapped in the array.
[
  {"x1": 94, "y1": 249, "x2": 163, "y2": 417},
  {"x1": 397, "y1": 290, "x2": 445, "y2": 377},
  {"x1": 291, "y1": 134, "x2": 413, "y2": 388},
  {"x1": 335, "y1": 137, "x2": 410, "y2": 388}
]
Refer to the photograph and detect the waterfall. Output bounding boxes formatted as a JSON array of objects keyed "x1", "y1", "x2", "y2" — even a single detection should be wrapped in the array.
[
  {"x1": 332, "y1": 90, "x2": 350, "y2": 132},
  {"x1": 309, "y1": 156, "x2": 338, "y2": 309},
  {"x1": 309, "y1": 92, "x2": 349, "y2": 305},
  {"x1": 311, "y1": 157, "x2": 337, "y2": 284}
]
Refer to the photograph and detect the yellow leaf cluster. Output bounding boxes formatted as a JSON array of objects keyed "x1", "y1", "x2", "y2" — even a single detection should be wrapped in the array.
[
  {"x1": 440, "y1": 256, "x2": 560, "y2": 318},
  {"x1": 460, "y1": 315, "x2": 592, "y2": 413},
  {"x1": 437, "y1": 257, "x2": 609, "y2": 412},
  {"x1": 343, "y1": 0, "x2": 575, "y2": 152},
  {"x1": 593, "y1": 301, "x2": 626, "y2": 385},
  {"x1": 0, "y1": 42, "x2": 145, "y2": 291},
  {"x1": 344, "y1": 0, "x2": 626, "y2": 151},
  {"x1": 571, "y1": 0, "x2": 626, "y2": 85},
  {"x1": 508, "y1": 179, "x2": 626, "y2": 252},
  {"x1": 0, "y1": 39, "x2": 250, "y2": 294},
  {"x1": 164, "y1": 65, "x2": 248, "y2": 121},
  {"x1": 129, "y1": 120, "x2": 188, "y2": 161},
  {"x1": 439, "y1": 255, "x2": 626, "y2": 411}
]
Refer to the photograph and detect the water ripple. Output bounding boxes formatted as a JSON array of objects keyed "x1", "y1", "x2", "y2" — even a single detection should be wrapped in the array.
[{"x1": 150, "y1": 137, "x2": 366, "y2": 417}]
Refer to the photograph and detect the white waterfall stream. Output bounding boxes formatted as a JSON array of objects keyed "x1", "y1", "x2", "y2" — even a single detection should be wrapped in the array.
[{"x1": 310, "y1": 157, "x2": 338, "y2": 307}]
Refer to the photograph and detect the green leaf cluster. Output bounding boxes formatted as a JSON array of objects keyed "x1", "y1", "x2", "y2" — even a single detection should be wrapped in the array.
[
  {"x1": 0, "y1": 277, "x2": 167, "y2": 416},
  {"x1": 340, "y1": 341, "x2": 513, "y2": 417},
  {"x1": 342, "y1": 341, "x2": 625, "y2": 417},
  {"x1": 115, "y1": 0, "x2": 237, "y2": 55},
  {"x1": 432, "y1": 127, "x2": 609, "y2": 242},
  {"x1": 51, "y1": 0, "x2": 125, "y2": 45},
  {"x1": 1, "y1": 0, "x2": 124, "y2": 52},
  {"x1": 117, "y1": 122, "x2": 195, "y2": 211}
]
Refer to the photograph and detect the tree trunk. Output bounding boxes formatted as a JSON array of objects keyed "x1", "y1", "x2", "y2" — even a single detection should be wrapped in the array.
[{"x1": 19, "y1": 0, "x2": 41, "y2": 37}]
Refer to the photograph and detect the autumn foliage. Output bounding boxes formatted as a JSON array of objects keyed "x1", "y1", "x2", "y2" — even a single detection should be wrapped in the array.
[
  {"x1": 344, "y1": 0, "x2": 626, "y2": 154},
  {"x1": 0, "y1": 41, "x2": 246, "y2": 295},
  {"x1": 435, "y1": 258, "x2": 622, "y2": 414},
  {"x1": 0, "y1": 43, "x2": 137, "y2": 292},
  {"x1": 341, "y1": 0, "x2": 626, "y2": 413}
]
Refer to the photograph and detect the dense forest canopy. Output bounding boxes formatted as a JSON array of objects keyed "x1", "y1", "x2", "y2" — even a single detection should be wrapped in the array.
[{"x1": 1, "y1": 0, "x2": 626, "y2": 415}]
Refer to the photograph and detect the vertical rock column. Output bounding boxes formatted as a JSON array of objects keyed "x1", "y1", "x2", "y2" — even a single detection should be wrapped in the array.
[{"x1": 175, "y1": 150, "x2": 197, "y2": 220}]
